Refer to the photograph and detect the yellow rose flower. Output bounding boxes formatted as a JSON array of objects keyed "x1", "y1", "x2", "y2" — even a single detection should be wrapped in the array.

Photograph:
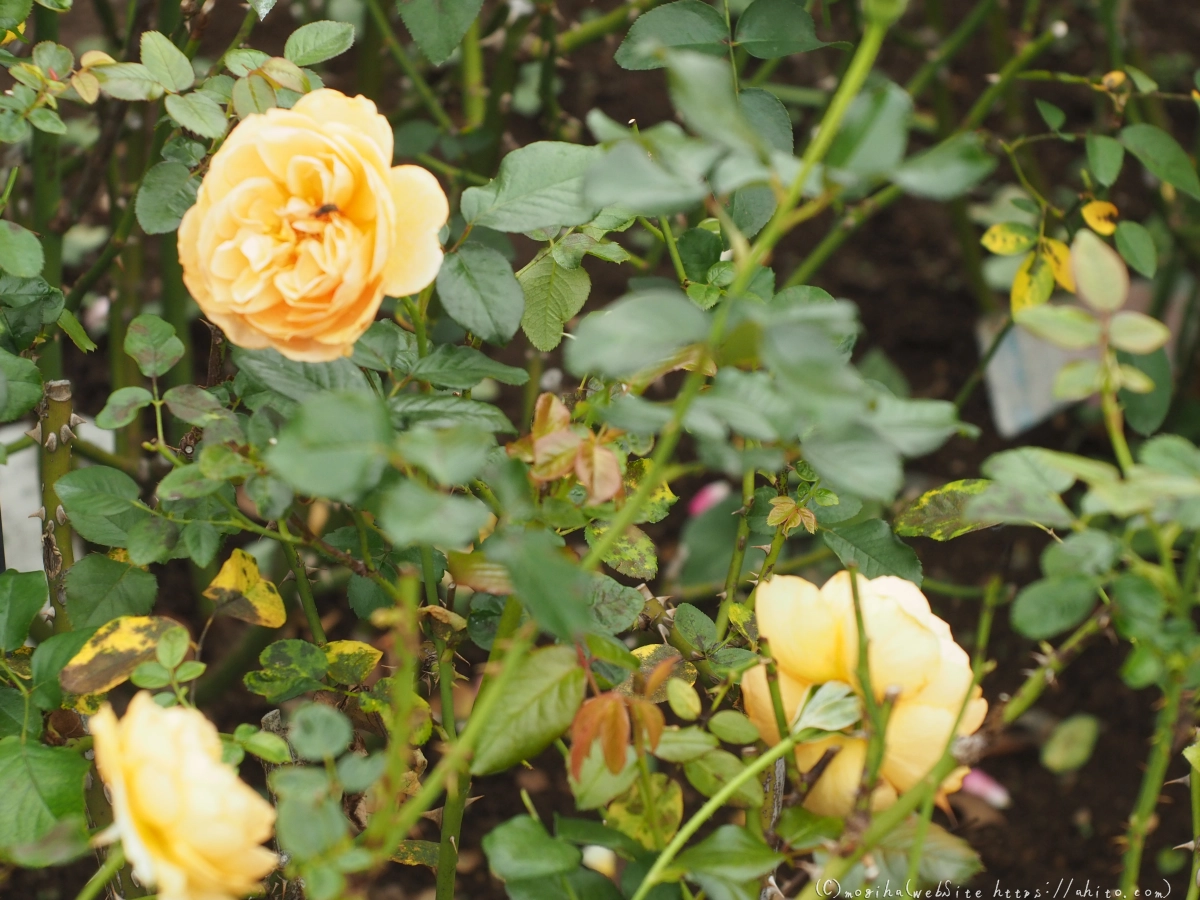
[
  {"x1": 743, "y1": 573, "x2": 986, "y2": 818},
  {"x1": 178, "y1": 89, "x2": 449, "y2": 362},
  {"x1": 91, "y1": 692, "x2": 279, "y2": 900}
]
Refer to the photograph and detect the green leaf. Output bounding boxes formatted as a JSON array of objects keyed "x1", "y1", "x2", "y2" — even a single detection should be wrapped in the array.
[
  {"x1": 1120, "y1": 123, "x2": 1200, "y2": 199},
  {"x1": 470, "y1": 645, "x2": 586, "y2": 775},
  {"x1": 1015, "y1": 303, "x2": 1102, "y2": 349},
  {"x1": 1071, "y1": 228, "x2": 1128, "y2": 312},
  {"x1": 396, "y1": 0, "x2": 482, "y2": 65},
  {"x1": 436, "y1": 244, "x2": 525, "y2": 345},
  {"x1": 289, "y1": 703, "x2": 353, "y2": 761},
  {"x1": 63, "y1": 554, "x2": 157, "y2": 629},
  {"x1": 388, "y1": 393, "x2": 515, "y2": 432},
  {"x1": 0, "y1": 737, "x2": 90, "y2": 846},
  {"x1": 775, "y1": 807, "x2": 843, "y2": 851},
  {"x1": 126, "y1": 516, "x2": 181, "y2": 565},
  {"x1": 461, "y1": 142, "x2": 600, "y2": 233},
  {"x1": 93, "y1": 62, "x2": 165, "y2": 101},
  {"x1": 140, "y1": 30, "x2": 193, "y2": 92},
  {"x1": 707, "y1": 710, "x2": 759, "y2": 744},
  {"x1": 283, "y1": 20, "x2": 354, "y2": 67},
  {"x1": 520, "y1": 254, "x2": 592, "y2": 352},
  {"x1": 56, "y1": 310, "x2": 96, "y2": 353},
  {"x1": 0, "y1": 348, "x2": 42, "y2": 423},
  {"x1": 410, "y1": 344, "x2": 528, "y2": 390},
  {"x1": 894, "y1": 479, "x2": 993, "y2": 541},
  {"x1": 1041, "y1": 530, "x2": 1117, "y2": 578},
  {"x1": 248, "y1": 0, "x2": 275, "y2": 19},
  {"x1": 244, "y1": 639, "x2": 328, "y2": 704},
  {"x1": 1041, "y1": 713, "x2": 1100, "y2": 774},
  {"x1": 486, "y1": 530, "x2": 594, "y2": 640},
  {"x1": 233, "y1": 346, "x2": 371, "y2": 402},
  {"x1": 892, "y1": 131, "x2": 997, "y2": 200},
  {"x1": 1114, "y1": 220, "x2": 1157, "y2": 278},
  {"x1": 1086, "y1": 133, "x2": 1125, "y2": 187},
  {"x1": 377, "y1": 479, "x2": 491, "y2": 549},
  {"x1": 614, "y1": 0, "x2": 727, "y2": 70},
  {"x1": 0, "y1": 221, "x2": 44, "y2": 278},
  {"x1": 55, "y1": 466, "x2": 149, "y2": 547},
  {"x1": 825, "y1": 81, "x2": 911, "y2": 180},
  {"x1": 231, "y1": 74, "x2": 276, "y2": 118},
  {"x1": 675, "y1": 825, "x2": 783, "y2": 882},
  {"x1": 124, "y1": 313, "x2": 184, "y2": 378},
  {"x1": 684, "y1": 749, "x2": 763, "y2": 807},
  {"x1": 569, "y1": 744, "x2": 639, "y2": 809},
  {"x1": 1119, "y1": 347, "x2": 1171, "y2": 437},
  {"x1": 335, "y1": 751, "x2": 385, "y2": 792},
  {"x1": 654, "y1": 725, "x2": 719, "y2": 763},
  {"x1": 164, "y1": 92, "x2": 227, "y2": 139},
  {"x1": 666, "y1": 52, "x2": 763, "y2": 155},
  {"x1": 395, "y1": 424, "x2": 493, "y2": 486},
  {"x1": 1035, "y1": 98, "x2": 1065, "y2": 131},
  {"x1": 803, "y1": 425, "x2": 902, "y2": 502},
  {"x1": 1010, "y1": 575, "x2": 1097, "y2": 640},
  {"x1": 0, "y1": 687, "x2": 38, "y2": 740},
  {"x1": 95, "y1": 386, "x2": 153, "y2": 429},
  {"x1": 583, "y1": 139, "x2": 708, "y2": 217},
  {"x1": 735, "y1": 0, "x2": 830, "y2": 59},
  {"x1": 268, "y1": 391, "x2": 390, "y2": 503},
  {"x1": 1110, "y1": 310, "x2": 1169, "y2": 355},
  {"x1": 606, "y1": 771, "x2": 682, "y2": 850},
  {"x1": 29, "y1": 630, "x2": 94, "y2": 711},
  {"x1": 483, "y1": 816, "x2": 582, "y2": 881},
  {"x1": 823, "y1": 519, "x2": 921, "y2": 582},
  {"x1": 855, "y1": 818, "x2": 982, "y2": 887},
  {"x1": 162, "y1": 384, "x2": 243, "y2": 443},
  {"x1": 565, "y1": 289, "x2": 709, "y2": 379},
  {"x1": 135, "y1": 161, "x2": 199, "y2": 235},
  {"x1": 586, "y1": 574, "x2": 646, "y2": 635},
  {"x1": 794, "y1": 680, "x2": 860, "y2": 732},
  {"x1": 0, "y1": 0, "x2": 32, "y2": 32},
  {"x1": 352, "y1": 320, "x2": 418, "y2": 372},
  {"x1": 0, "y1": 569, "x2": 48, "y2": 652}
]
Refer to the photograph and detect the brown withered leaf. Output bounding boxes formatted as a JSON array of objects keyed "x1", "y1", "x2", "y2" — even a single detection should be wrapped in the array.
[
  {"x1": 575, "y1": 437, "x2": 622, "y2": 506},
  {"x1": 570, "y1": 694, "x2": 630, "y2": 779}
]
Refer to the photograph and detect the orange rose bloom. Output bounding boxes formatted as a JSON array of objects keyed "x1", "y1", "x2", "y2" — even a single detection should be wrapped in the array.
[
  {"x1": 178, "y1": 89, "x2": 448, "y2": 361},
  {"x1": 742, "y1": 572, "x2": 987, "y2": 817}
]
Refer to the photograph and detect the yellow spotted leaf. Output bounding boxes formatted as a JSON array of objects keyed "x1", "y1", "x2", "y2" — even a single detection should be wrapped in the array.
[
  {"x1": 980, "y1": 222, "x2": 1038, "y2": 256},
  {"x1": 1041, "y1": 238, "x2": 1075, "y2": 292},
  {"x1": 391, "y1": 840, "x2": 439, "y2": 868},
  {"x1": 204, "y1": 548, "x2": 286, "y2": 628},
  {"x1": 324, "y1": 640, "x2": 382, "y2": 686},
  {"x1": 623, "y1": 459, "x2": 678, "y2": 525},
  {"x1": 60, "y1": 615, "x2": 179, "y2": 695},
  {"x1": 605, "y1": 772, "x2": 682, "y2": 851},
  {"x1": 1101, "y1": 70, "x2": 1127, "y2": 91},
  {"x1": 1011, "y1": 251, "x2": 1056, "y2": 314},
  {"x1": 1082, "y1": 200, "x2": 1118, "y2": 236}
]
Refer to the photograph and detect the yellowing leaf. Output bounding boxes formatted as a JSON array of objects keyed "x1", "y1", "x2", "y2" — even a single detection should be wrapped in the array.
[
  {"x1": 1041, "y1": 238, "x2": 1075, "y2": 292},
  {"x1": 447, "y1": 550, "x2": 514, "y2": 594},
  {"x1": 1011, "y1": 251, "x2": 1055, "y2": 314},
  {"x1": 616, "y1": 644, "x2": 697, "y2": 703},
  {"x1": 980, "y1": 222, "x2": 1038, "y2": 256},
  {"x1": 324, "y1": 640, "x2": 382, "y2": 685},
  {"x1": 1082, "y1": 200, "x2": 1118, "y2": 236},
  {"x1": 605, "y1": 772, "x2": 682, "y2": 851},
  {"x1": 204, "y1": 548, "x2": 286, "y2": 628},
  {"x1": 1101, "y1": 70, "x2": 1126, "y2": 91},
  {"x1": 60, "y1": 615, "x2": 179, "y2": 695}
]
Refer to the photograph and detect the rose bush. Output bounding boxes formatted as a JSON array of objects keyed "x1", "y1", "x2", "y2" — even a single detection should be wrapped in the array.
[
  {"x1": 91, "y1": 692, "x2": 278, "y2": 900},
  {"x1": 178, "y1": 89, "x2": 448, "y2": 362},
  {"x1": 742, "y1": 573, "x2": 987, "y2": 817}
]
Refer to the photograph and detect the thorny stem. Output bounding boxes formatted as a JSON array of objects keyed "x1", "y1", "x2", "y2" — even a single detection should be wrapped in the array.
[
  {"x1": 41, "y1": 380, "x2": 76, "y2": 633},
  {"x1": 1001, "y1": 609, "x2": 1105, "y2": 724},
  {"x1": 74, "y1": 844, "x2": 126, "y2": 900},
  {"x1": 1119, "y1": 669, "x2": 1183, "y2": 894},
  {"x1": 1187, "y1": 762, "x2": 1200, "y2": 900},
  {"x1": 848, "y1": 567, "x2": 886, "y2": 801}
]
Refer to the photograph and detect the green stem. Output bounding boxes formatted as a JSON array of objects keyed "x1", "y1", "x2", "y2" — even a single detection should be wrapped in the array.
[
  {"x1": 280, "y1": 538, "x2": 325, "y2": 644},
  {"x1": 921, "y1": 578, "x2": 988, "y2": 599},
  {"x1": 676, "y1": 545, "x2": 833, "y2": 600},
  {"x1": 33, "y1": 5, "x2": 64, "y2": 380},
  {"x1": 460, "y1": 19, "x2": 485, "y2": 131},
  {"x1": 1102, "y1": 385, "x2": 1136, "y2": 475},
  {"x1": 75, "y1": 845, "x2": 127, "y2": 900},
  {"x1": 848, "y1": 567, "x2": 885, "y2": 798},
  {"x1": 629, "y1": 734, "x2": 801, "y2": 900},
  {"x1": 539, "y1": 0, "x2": 661, "y2": 55},
  {"x1": 905, "y1": 789, "x2": 938, "y2": 886},
  {"x1": 715, "y1": 469, "x2": 756, "y2": 639},
  {"x1": 1119, "y1": 671, "x2": 1183, "y2": 894},
  {"x1": 1187, "y1": 761, "x2": 1200, "y2": 900},
  {"x1": 659, "y1": 215, "x2": 688, "y2": 286},
  {"x1": 954, "y1": 318, "x2": 1012, "y2": 412},
  {"x1": 364, "y1": 0, "x2": 455, "y2": 132}
]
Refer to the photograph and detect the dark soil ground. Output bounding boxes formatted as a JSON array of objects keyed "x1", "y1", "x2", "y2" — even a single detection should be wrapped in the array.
[{"x1": 6, "y1": 0, "x2": 1200, "y2": 897}]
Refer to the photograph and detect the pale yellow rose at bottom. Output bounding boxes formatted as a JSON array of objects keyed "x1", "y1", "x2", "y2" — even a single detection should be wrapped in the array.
[
  {"x1": 178, "y1": 88, "x2": 449, "y2": 362},
  {"x1": 91, "y1": 692, "x2": 278, "y2": 900},
  {"x1": 740, "y1": 571, "x2": 988, "y2": 819}
]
